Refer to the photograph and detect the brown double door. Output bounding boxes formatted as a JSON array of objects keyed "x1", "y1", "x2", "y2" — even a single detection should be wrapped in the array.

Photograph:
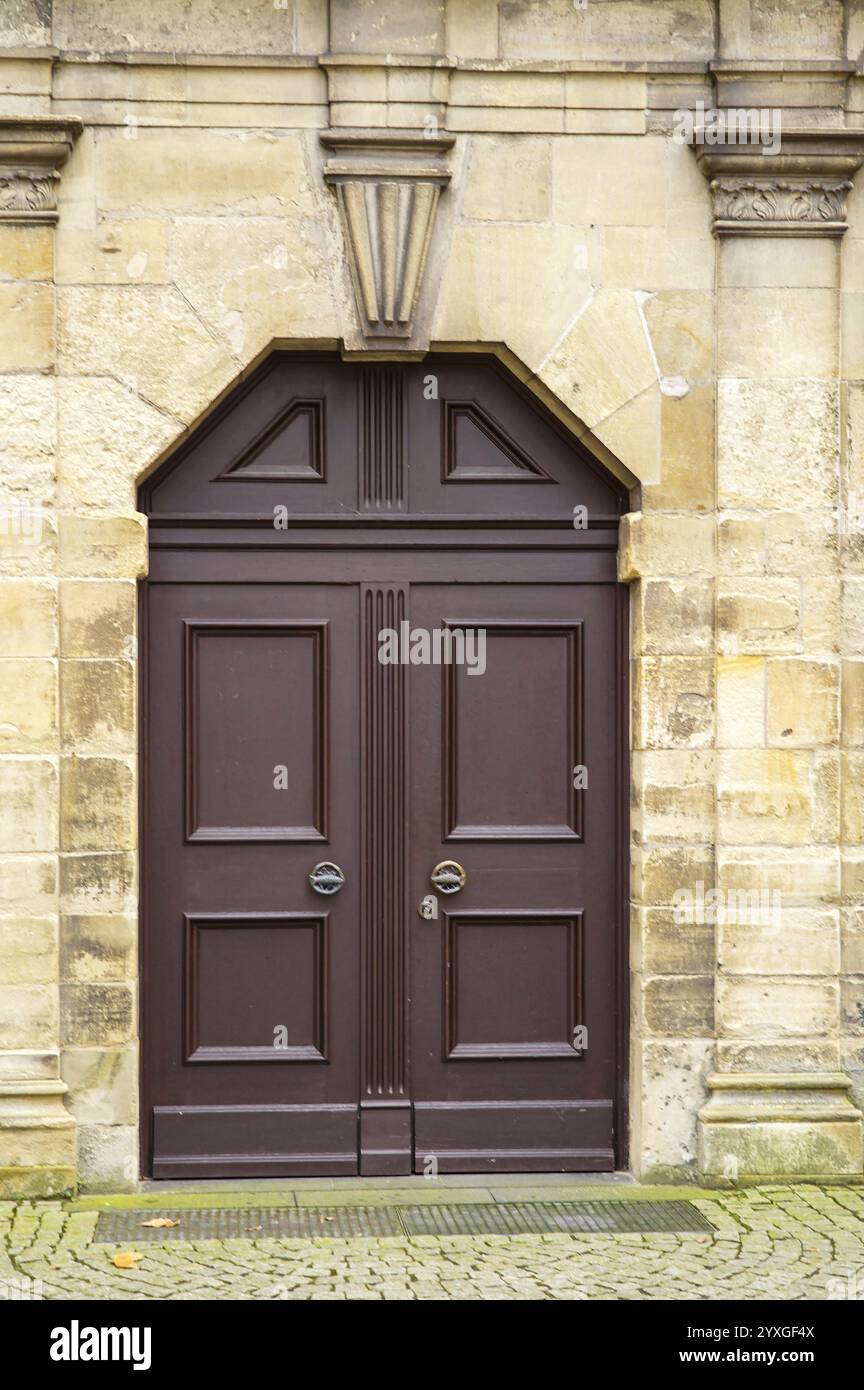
[{"x1": 143, "y1": 558, "x2": 621, "y2": 1178}]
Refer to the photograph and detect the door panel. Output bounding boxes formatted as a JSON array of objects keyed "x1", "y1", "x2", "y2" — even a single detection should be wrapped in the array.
[
  {"x1": 144, "y1": 583, "x2": 359, "y2": 1178},
  {"x1": 409, "y1": 579, "x2": 618, "y2": 1171}
]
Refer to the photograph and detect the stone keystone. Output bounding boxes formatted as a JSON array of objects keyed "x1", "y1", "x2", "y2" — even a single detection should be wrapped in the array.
[{"x1": 321, "y1": 128, "x2": 455, "y2": 342}]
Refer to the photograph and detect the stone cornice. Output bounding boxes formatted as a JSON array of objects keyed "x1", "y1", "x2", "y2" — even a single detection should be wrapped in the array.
[
  {"x1": 0, "y1": 116, "x2": 82, "y2": 225},
  {"x1": 693, "y1": 128, "x2": 864, "y2": 236},
  {"x1": 321, "y1": 128, "x2": 455, "y2": 343}
]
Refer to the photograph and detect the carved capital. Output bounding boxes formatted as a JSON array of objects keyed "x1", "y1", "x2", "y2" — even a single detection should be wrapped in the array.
[
  {"x1": 321, "y1": 129, "x2": 455, "y2": 342},
  {"x1": 693, "y1": 128, "x2": 864, "y2": 237},
  {"x1": 0, "y1": 117, "x2": 83, "y2": 225}
]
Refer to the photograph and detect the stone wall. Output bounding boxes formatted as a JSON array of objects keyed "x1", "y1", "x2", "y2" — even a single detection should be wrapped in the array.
[{"x1": 0, "y1": 0, "x2": 863, "y2": 1192}]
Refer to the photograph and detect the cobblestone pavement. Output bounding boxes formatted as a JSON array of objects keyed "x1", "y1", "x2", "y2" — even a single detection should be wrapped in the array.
[{"x1": 2, "y1": 1184, "x2": 863, "y2": 1301}]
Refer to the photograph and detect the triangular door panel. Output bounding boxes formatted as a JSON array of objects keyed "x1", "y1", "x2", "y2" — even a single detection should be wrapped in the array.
[
  {"x1": 219, "y1": 400, "x2": 324, "y2": 481},
  {"x1": 443, "y1": 400, "x2": 553, "y2": 482}
]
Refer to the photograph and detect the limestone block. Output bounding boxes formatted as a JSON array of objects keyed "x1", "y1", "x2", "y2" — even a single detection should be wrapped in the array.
[
  {"x1": 717, "y1": 655, "x2": 765, "y2": 749},
  {"x1": 61, "y1": 983, "x2": 135, "y2": 1047},
  {"x1": 58, "y1": 378, "x2": 178, "y2": 515},
  {"x1": 592, "y1": 387, "x2": 662, "y2": 487},
  {"x1": 436, "y1": 223, "x2": 592, "y2": 369},
  {"x1": 0, "y1": 659, "x2": 56, "y2": 751},
  {"x1": 718, "y1": 580, "x2": 800, "y2": 655},
  {"x1": 634, "y1": 579, "x2": 714, "y2": 656},
  {"x1": 632, "y1": 749, "x2": 715, "y2": 842},
  {"x1": 842, "y1": 661, "x2": 864, "y2": 745},
  {"x1": 813, "y1": 748, "x2": 841, "y2": 845},
  {"x1": 0, "y1": 984, "x2": 57, "y2": 1049},
  {"x1": 803, "y1": 577, "x2": 840, "y2": 656},
  {"x1": 650, "y1": 387, "x2": 714, "y2": 513},
  {"x1": 76, "y1": 1122, "x2": 136, "y2": 1192},
  {"x1": 764, "y1": 510, "x2": 839, "y2": 578},
  {"x1": 60, "y1": 757, "x2": 135, "y2": 853},
  {"x1": 766, "y1": 659, "x2": 840, "y2": 748},
  {"x1": 0, "y1": 376, "x2": 56, "y2": 505},
  {"x1": 842, "y1": 291, "x2": 864, "y2": 380},
  {"x1": 0, "y1": 855, "x2": 56, "y2": 913},
  {"x1": 637, "y1": 1039, "x2": 714, "y2": 1176},
  {"x1": 842, "y1": 751, "x2": 864, "y2": 843},
  {"x1": 720, "y1": 236, "x2": 839, "y2": 290},
  {"x1": 0, "y1": 226, "x2": 53, "y2": 282},
  {"x1": 718, "y1": 749, "x2": 814, "y2": 846},
  {"x1": 634, "y1": 656, "x2": 714, "y2": 749},
  {"x1": 601, "y1": 229, "x2": 713, "y2": 292},
  {"x1": 717, "y1": 379, "x2": 840, "y2": 511},
  {"x1": 642, "y1": 291, "x2": 713, "y2": 379},
  {"x1": 0, "y1": 0, "x2": 52, "y2": 47},
  {"x1": 717, "y1": 518, "x2": 766, "y2": 577},
  {"x1": 0, "y1": 1076, "x2": 76, "y2": 1197},
  {"x1": 719, "y1": 908, "x2": 840, "y2": 977},
  {"x1": 841, "y1": 979, "x2": 864, "y2": 1035},
  {"x1": 553, "y1": 135, "x2": 668, "y2": 227},
  {"x1": 463, "y1": 136, "x2": 551, "y2": 221},
  {"x1": 445, "y1": 0, "x2": 498, "y2": 56},
  {"x1": 96, "y1": 129, "x2": 310, "y2": 214},
  {"x1": 844, "y1": 910, "x2": 864, "y2": 976},
  {"x1": 719, "y1": 847, "x2": 839, "y2": 905},
  {"x1": 59, "y1": 515, "x2": 147, "y2": 580},
  {"x1": 619, "y1": 513, "x2": 714, "y2": 581},
  {"x1": 632, "y1": 843, "x2": 715, "y2": 908},
  {"x1": 59, "y1": 852, "x2": 136, "y2": 915},
  {"x1": 499, "y1": 0, "x2": 714, "y2": 62},
  {"x1": 0, "y1": 758, "x2": 57, "y2": 852},
  {"x1": 0, "y1": 918, "x2": 57, "y2": 985},
  {"x1": 60, "y1": 581, "x2": 136, "y2": 660},
  {"x1": 718, "y1": 290, "x2": 838, "y2": 380},
  {"x1": 0, "y1": 514, "x2": 57, "y2": 579},
  {"x1": 0, "y1": 284, "x2": 53, "y2": 372},
  {"x1": 56, "y1": 219, "x2": 168, "y2": 286},
  {"x1": 170, "y1": 215, "x2": 340, "y2": 362},
  {"x1": 843, "y1": 847, "x2": 864, "y2": 899},
  {"x1": 842, "y1": 578, "x2": 864, "y2": 656},
  {"x1": 60, "y1": 1046, "x2": 137, "y2": 1126},
  {"x1": 637, "y1": 907, "x2": 715, "y2": 975},
  {"x1": 60, "y1": 914, "x2": 136, "y2": 984},
  {"x1": 57, "y1": 286, "x2": 235, "y2": 423},
  {"x1": 60, "y1": 660, "x2": 134, "y2": 752},
  {"x1": 643, "y1": 975, "x2": 714, "y2": 1037},
  {"x1": 717, "y1": 979, "x2": 838, "y2": 1039}
]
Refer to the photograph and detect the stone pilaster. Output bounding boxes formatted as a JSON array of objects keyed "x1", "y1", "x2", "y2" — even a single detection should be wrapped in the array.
[
  {"x1": 0, "y1": 117, "x2": 81, "y2": 1197},
  {"x1": 694, "y1": 129, "x2": 864, "y2": 1180}
]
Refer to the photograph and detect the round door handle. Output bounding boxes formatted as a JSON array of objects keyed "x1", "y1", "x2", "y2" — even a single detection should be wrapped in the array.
[
  {"x1": 309, "y1": 862, "x2": 345, "y2": 895},
  {"x1": 430, "y1": 860, "x2": 466, "y2": 894}
]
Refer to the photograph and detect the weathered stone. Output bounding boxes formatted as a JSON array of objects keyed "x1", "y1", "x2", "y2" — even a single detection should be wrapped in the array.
[
  {"x1": 60, "y1": 757, "x2": 135, "y2": 852},
  {"x1": 60, "y1": 660, "x2": 134, "y2": 751}
]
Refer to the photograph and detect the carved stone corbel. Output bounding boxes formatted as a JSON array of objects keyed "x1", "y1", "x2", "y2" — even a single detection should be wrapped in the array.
[
  {"x1": 0, "y1": 117, "x2": 82, "y2": 225},
  {"x1": 693, "y1": 128, "x2": 864, "y2": 237},
  {"x1": 321, "y1": 128, "x2": 454, "y2": 343}
]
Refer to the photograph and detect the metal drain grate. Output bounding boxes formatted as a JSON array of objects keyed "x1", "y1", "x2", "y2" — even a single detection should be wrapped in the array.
[{"x1": 94, "y1": 1199, "x2": 714, "y2": 1243}]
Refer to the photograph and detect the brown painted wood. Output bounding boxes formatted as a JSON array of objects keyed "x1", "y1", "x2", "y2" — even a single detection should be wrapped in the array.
[{"x1": 139, "y1": 352, "x2": 629, "y2": 1178}]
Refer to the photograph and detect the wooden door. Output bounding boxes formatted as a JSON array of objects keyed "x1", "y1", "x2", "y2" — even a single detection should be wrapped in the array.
[
  {"x1": 409, "y1": 575, "x2": 619, "y2": 1171},
  {"x1": 140, "y1": 352, "x2": 628, "y2": 1178},
  {"x1": 143, "y1": 582, "x2": 360, "y2": 1177}
]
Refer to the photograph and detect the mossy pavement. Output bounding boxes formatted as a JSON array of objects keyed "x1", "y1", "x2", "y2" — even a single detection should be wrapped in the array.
[{"x1": 1, "y1": 1179, "x2": 863, "y2": 1301}]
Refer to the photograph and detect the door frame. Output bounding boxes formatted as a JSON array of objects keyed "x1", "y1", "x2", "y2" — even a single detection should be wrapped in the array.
[{"x1": 136, "y1": 348, "x2": 632, "y2": 1178}]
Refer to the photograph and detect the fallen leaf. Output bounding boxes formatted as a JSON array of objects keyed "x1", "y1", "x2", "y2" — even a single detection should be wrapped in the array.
[
  {"x1": 141, "y1": 1217, "x2": 179, "y2": 1228},
  {"x1": 113, "y1": 1250, "x2": 144, "y2": 1269}
]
